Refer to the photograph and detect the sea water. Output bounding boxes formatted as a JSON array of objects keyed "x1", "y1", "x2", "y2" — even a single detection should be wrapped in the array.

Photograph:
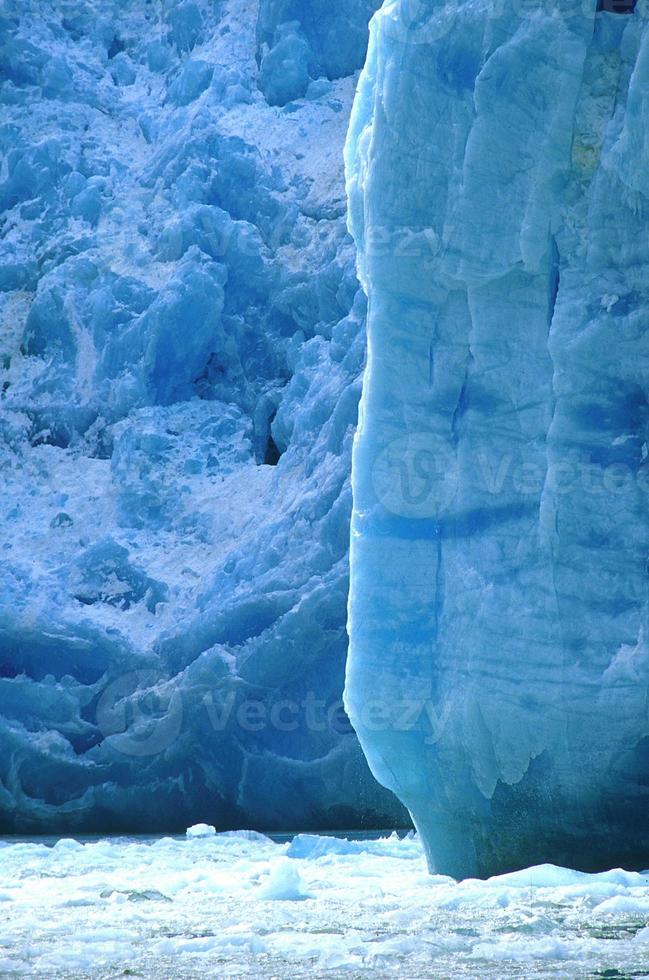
[{"x1": 2, "y1": 828, "x2": 649, "y2": 977}]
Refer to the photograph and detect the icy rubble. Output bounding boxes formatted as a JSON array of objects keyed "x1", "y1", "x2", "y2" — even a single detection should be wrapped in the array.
[
  {"x1": 0, "y1": 0, "x2": 403, "y2": 833},
  {"x1": 3, "y1": 829, "x2": 649, "y2": 977}
]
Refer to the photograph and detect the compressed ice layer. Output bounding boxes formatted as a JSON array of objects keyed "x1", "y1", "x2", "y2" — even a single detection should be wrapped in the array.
[
  {"x1": 0, "y1": 0, "x2": 407, "y2": 834},
  {"x1": 3, "y1": 830, "x2": 649, "y2": 977},
  {"x1": 345, "y1": 0, "x2": 649, "y2": 876}
]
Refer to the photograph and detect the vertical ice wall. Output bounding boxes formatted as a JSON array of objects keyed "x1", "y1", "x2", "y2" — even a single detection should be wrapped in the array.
[{"x1": 346, "y1": 0, "x2": 649, "y2": 876}]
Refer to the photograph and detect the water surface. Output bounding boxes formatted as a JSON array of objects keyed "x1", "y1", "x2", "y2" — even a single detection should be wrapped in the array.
[{"x1": 2, "y1": 829, "x2": 649, "y2": 978}]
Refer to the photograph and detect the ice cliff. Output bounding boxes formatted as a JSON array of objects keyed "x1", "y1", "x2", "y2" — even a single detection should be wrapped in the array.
[
  {"x1": 0, "y1": 0, "x2": 409, "y2": 833},
  {"x1": 345, "y1": 0, "x2": 649, "y2": 876}
]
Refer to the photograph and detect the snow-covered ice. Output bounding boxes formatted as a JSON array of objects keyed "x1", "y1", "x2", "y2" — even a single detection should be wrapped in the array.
[
  {"x1": 0, "y1": 0, "x2": 404, "y2": 834},
  {"x1": 3, "y1": 830, "x2": 649, "y2": 977}
]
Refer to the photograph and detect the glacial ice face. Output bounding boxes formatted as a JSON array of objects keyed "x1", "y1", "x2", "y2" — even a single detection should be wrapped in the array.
[
  {"x1": 0, "y1": 0, "x2": 407, "y2": 833},
  {"x1": 346, "y1": 0, "x2": 649, "y2": 876}
]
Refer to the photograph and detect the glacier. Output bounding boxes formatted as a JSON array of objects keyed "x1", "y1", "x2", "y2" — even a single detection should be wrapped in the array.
[
  {"x1": 345, "y1": 0, "x2": 649, "y2": 877},
  {"x1": 0, "y1": 0, "x2": 409, "y2": 835},
  {"x1": 5, "y1": 0, "x2": 649, "y2": 882}
]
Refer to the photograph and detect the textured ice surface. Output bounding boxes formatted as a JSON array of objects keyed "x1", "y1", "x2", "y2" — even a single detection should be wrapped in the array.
[
  {"x1": 0, "y1": 0, "x2": 406, "y2": 833},
  {"x1": 346, "y1": 0, "x2": 649, "y2": 876},
  {"x1": 3, "y1": 830, "x2": 649, "y2": 977}
]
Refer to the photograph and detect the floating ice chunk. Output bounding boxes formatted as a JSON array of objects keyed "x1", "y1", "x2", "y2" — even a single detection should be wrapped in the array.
[
  {"x1": 287, "y1": 832, "x2": 420, "y2": 860},
  {"x1": 471, "y1": 937, "x2": 589, "y2": 962},
  {"x1": 486, "y1": 865, "x2": 589, "y2": 889},
  {"x1": 52, "y1": 838, "x2": 83, "y2": 852},
  {"x1": 186, "y1": 824, "x2": 216, "y2": 839},
  {"x1": 593, "y1": 895, "x2": 649, "y2": 916},
  {"x1": 217, "y1": 829, "x2": 275, "y2": 844},
  {"x1": 258, "y1": 859, "x2": 310, "y2": 900}
]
